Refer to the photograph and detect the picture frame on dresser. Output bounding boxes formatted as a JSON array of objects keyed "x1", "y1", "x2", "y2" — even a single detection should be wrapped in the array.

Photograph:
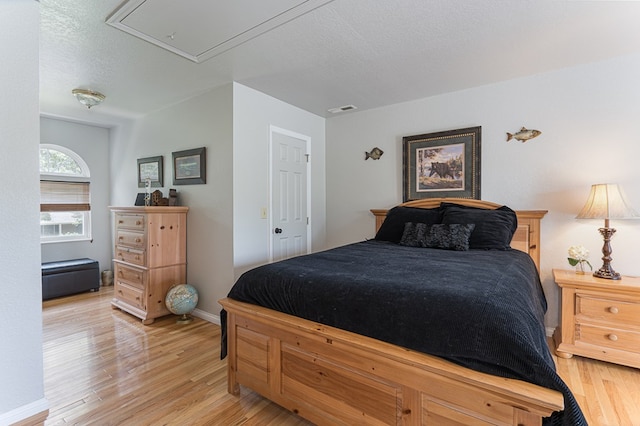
[
  {"x1": 402, "y1": 126, "x2": 481, "y2": 201},
  {"x1": 172, "y1": 147, "x2": 206, "y2": 185},
  {"x1": 137, "y1": 155, "x2": 163, "y2": 188}
]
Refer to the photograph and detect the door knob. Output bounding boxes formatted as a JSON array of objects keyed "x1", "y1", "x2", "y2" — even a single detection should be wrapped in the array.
[{"x1": 274, "y1": 228, "x2": 283, "y2": 234}]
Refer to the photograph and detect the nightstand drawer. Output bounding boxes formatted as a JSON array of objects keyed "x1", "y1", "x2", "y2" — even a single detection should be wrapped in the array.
[
  {"x1": 115, "y1": 246, "x2": 146, "y2": 266},
  {"x1": 116, "y1": 230, "x2": 146, "y2": 249},
  {"x1": 576, "y1": 323, "x2": 640, "y2": 353},
  {"x1": 115, "y1": 264, "x2": 145, "y2": 288},
  {"x1": 115, "y1": 213, "x2": 145, "y2": 230},
  {"x1": 576, "y1": 294, "x2": 640, "y2": 327}
]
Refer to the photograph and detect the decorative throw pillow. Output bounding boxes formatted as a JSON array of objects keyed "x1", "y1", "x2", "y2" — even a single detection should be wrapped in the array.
[
  {"x1": 440, "y1": 204, "x2": 517, "y2": 250},
  {"x1": 375, "y1": 206, "x2": 443, "y2": 243},
  {"x1": 427, "y1": 223, "x2": 476, "y2": 251},
  {"x1": 400, "y1": 222, "x2": 475, "y2": 251},
  {"x1": 398, "y1": 222, "x2": 426, "y2": 247}
]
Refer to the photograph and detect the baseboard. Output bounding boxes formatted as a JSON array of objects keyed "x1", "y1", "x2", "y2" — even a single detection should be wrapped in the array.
[
  {"x1": 546, "y1": 326, "x2": 556, "y2": 338},
  {"x1": 0, "y1": 398, "x2": 49, "y2": 426},
  {"x1": 192, "y1": 308, "x2": 220, "y2": 325}
]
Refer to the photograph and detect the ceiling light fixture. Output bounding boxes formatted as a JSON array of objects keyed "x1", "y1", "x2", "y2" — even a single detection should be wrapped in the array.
[{"x1": 72, "y1": 88, "x2": 106, "y2": 109}]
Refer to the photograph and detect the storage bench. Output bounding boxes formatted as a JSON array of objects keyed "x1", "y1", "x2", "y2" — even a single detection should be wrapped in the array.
[{"x1": 42, "y1": 258, "x2": 100, "y2": 300}]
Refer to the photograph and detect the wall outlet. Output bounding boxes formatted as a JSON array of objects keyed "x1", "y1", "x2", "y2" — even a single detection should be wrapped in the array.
[{"x1": 260, "y1": 207, "x2": 268, "y2": 219}]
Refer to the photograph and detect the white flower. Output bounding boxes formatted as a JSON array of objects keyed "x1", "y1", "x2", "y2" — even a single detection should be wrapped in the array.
[
  {"x1": 568, "y1": 245, "x2": 589, "y2": 261},
  {"x1": 567, "y1": 245, "x2": 592, "y2": 270}
]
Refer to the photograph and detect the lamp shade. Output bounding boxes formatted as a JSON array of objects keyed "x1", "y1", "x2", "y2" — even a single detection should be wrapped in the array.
[{"x1": 576, "y1": 183, "x2": 639, "y2": 220}]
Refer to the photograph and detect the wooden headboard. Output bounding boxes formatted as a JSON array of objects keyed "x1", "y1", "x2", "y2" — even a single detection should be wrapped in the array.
[{"x1": 371, "y1": 198, "x2": 547, "y2": 271}]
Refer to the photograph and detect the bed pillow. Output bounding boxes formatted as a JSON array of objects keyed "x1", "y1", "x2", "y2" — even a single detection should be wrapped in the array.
[
  {"x1": 400, "y1": 222, "x2": 475, "y2": 251},
  {"x1": 440, "y1": 203, "x2": 517, "y2": 250},
  {"x1": 374, "y1": 206, "x2": 443, "y2": 243}
]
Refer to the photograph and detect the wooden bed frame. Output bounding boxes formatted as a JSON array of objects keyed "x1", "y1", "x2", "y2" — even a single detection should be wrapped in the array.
[{"x1": 220, "y1": 198, "x2": 558, "y2": 425}]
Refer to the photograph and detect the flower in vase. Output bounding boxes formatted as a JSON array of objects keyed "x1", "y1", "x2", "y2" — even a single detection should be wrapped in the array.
[{"x1": 567, "y1": 245, "x2": 592, "y2": 272}]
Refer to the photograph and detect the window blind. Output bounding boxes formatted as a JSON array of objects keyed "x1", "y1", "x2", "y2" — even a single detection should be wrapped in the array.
[{"x1": 40, "y1": 181, "x2": 90, "y2": 212}]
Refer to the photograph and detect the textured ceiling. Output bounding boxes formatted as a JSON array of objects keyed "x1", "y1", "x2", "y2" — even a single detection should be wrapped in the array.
[{"x1": 40, "y1": 0, "x2": 640, "y2": 124}]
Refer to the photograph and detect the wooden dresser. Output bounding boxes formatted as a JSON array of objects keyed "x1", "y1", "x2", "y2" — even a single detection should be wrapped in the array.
[
  {"x1": 110, "y1": 206, "x2": 188, "y2": 324},
  {"x1": 553, "y1": 268, "x2": 640, "y2": 368}
]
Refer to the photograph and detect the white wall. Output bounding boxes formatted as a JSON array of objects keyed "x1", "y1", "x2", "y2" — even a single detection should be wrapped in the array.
[
  {"x1": 0, "y1": 1, "x2": 48, "y2": 424},
  {"x1": 108, "y1": 82, "x2": 326, "y2": 320},
  {"x1": 110, "y1": 85, "x2": 234, "y2": 320},
  {"x1": 40, "y1": 117, "x2": 112, "y2": 270},
  {"x1": 326, "y1": 53, "x2": 640, "y2": 329},
  {"x1": 233, "y1": 83, "x2": 326, "y2": 278}
]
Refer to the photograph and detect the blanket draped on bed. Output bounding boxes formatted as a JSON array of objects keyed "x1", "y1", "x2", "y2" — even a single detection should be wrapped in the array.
[{"x1": 222, "y1": 240, "x2": 586, "y2": 425}]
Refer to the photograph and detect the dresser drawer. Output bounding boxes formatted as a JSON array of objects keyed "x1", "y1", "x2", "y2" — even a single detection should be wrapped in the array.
[
  {"x1": 116, "y1": 230, "x2": 146, "y2": 249},
  {"x1": 115, "y1": 264, "x2": 146, "y2": 288},
  {"x1": 115, "y1": 281, "x2": 145, "y2": 311},
  {"x1": 576, "y1": 323, "x2": 640, "y2": 353},
  {"x1": 115, "y1": 213, "x2": 145, "y2": 230},
  {"x1": 576, "y1": 294, "x2": 640, "y2": 327},
  {"x1": 115, "y1": 246, "x2": 146, "y2": 266}
]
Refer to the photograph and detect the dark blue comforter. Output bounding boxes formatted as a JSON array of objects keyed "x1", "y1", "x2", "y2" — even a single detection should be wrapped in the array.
[{"x1": 222, "y1": 240, "x2": 586, "y2": 425}]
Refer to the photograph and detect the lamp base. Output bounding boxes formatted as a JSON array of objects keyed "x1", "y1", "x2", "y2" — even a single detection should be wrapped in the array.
[
  {"x1": 594, "y1": 226, "x2": 621, "y2": 280},
  {"x1": 593, "y1": 268, "x2": 621, "y2": 280}
]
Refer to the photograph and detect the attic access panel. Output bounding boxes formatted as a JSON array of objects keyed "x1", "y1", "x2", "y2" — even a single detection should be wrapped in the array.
[{"x1": 106, "y1": 0, "x2": 333, "y2": 63}]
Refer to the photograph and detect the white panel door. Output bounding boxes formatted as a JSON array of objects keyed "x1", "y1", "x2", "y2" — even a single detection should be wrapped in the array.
[{"x1": 271, "y1": 129, "x2": 309, "y2": 262}]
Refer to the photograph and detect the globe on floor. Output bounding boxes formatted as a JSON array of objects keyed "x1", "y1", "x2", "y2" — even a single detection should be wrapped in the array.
[{"x1": 165, "y1": 283, "x2": 198, "y2": 324}]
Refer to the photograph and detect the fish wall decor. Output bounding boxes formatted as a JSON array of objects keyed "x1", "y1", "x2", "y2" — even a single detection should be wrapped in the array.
[
  {"x1": 506, "y1": 127, "x2": 542, "y2": 143},
  {"x1": 365, "y1": 147, "x2": 384, "y2": 160}
]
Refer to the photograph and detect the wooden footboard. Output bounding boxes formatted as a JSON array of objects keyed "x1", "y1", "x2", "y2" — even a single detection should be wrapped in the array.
[{"x1": 220, "y1": 298, "x2": 563, "y2": 425}]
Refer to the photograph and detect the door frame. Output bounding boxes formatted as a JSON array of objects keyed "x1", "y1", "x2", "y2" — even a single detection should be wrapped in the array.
[{"x1": 268, "y1": 125, "x2": 312, "y2": 262}]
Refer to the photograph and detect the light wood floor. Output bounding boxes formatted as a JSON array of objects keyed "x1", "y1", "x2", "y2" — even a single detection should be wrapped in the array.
[
  {"x1": 41, "y1": 286, "x2": 311, "y2": 426},
  {"x1": 40, "y1": 287, "x2": 639, "y2": 425}
]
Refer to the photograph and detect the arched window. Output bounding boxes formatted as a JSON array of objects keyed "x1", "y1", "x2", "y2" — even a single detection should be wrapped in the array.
[
  {"x1": 40, "y1": 144, "x2": 90, "y2": 177},
  {"x1": 39, "y1": 144, "x2": 92, "y2": 243}
]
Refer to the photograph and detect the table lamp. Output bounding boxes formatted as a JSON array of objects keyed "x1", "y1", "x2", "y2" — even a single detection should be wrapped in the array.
[{"x1": 576, "y1": 183, "x2": 639, "y2": 280}]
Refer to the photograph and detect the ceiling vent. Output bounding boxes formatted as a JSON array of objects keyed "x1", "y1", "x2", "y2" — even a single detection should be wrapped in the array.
[
  {"x1": 106, "y1": 0, "x2": 334, "y2": 63},
  {"x1": 328, "y1": 105, "x2": 357, "y2": 114}
]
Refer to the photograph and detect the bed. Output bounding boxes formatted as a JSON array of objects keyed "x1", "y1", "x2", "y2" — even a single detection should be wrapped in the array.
[{"x1": 219, "y1": 198, "x2": 586, "y2": 425}]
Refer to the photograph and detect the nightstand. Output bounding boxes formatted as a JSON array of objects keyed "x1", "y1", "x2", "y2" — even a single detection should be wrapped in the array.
[{"x1": 553, "y1": 269, "x2": 640, "y2": 368}]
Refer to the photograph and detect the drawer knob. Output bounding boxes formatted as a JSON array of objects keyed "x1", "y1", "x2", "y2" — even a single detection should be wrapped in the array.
[
  {"x1": 118, "y1": 220, "x2": 124, "y2": 224},
  {"x1": 608, "y1": 334, "x2": 618, "y2": 341},
  {"x1": 136, "y1": 220, "x2": 142, "y2": 225},
  {"x1": 608, "y1": 306, "x2": 619, "y2": 314}
]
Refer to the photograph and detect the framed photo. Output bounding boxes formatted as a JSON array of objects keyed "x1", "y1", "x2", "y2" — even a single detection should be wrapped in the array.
[
  {"x1": 402, "y1": 126, "x2": 481, "y2": 201},
  {"x1": 172, "y1": 147, "x2": 206, "y2": 185},
  {"x1": 137, "y1": 156, "x2": 163, "y2": 188}
]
